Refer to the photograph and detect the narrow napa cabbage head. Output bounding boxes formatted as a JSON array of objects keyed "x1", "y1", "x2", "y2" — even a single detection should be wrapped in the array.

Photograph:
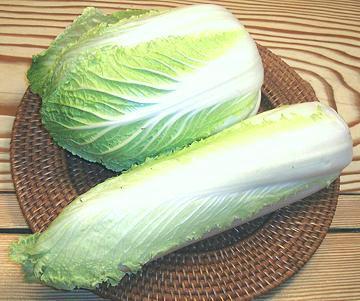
[
  {"x1": 9, "y1": 102, "x2": 352, "y2": 290},
  {"x1": 30, "y1": 5, "x2": 264, "y2": 171}
]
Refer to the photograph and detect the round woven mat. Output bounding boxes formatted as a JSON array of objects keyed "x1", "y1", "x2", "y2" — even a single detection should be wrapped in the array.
[{"x1": 10, "y1": 45, "x2": 339, "y2": 300}]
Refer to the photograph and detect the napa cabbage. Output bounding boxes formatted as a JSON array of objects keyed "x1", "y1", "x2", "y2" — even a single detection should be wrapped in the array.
[
  {"x1": 10, "y1": 102, "x2": 352, "y2": 290},
  {"x1": 30, "y1": 5, "x2": 263, "y2": 171}
]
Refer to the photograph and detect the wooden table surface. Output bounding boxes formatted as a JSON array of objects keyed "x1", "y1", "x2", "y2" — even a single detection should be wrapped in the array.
[{"x1": 0, "y1": 0, "x2": 359, "y2": 300}]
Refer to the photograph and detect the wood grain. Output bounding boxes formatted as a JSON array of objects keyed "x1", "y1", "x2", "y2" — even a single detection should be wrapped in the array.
[
  {"x1": 0, "y1": 0, "x2": 359, "y2": 193},
  {"x1": 0, "y1": 233, "x2": 359, "y2": 300},
  {"x1": 331, "y1": 194, "x2": 360, "y2": 228},
  {"x1": 0, "y1": 194, "x2": 26, "y2": 229},
  {"x1": 259, "y1": 232, "x2": 360, "y2": 300}
]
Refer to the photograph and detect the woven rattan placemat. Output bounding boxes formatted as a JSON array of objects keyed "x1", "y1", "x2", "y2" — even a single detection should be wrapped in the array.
[{"x1": 10, "y1": 45, "x2": 339, "y2": 300}]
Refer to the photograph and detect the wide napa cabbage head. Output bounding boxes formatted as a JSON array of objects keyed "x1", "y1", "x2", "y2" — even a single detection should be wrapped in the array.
[{"x1": 31, "y1": 4, "x2": 264, "y2": 171}]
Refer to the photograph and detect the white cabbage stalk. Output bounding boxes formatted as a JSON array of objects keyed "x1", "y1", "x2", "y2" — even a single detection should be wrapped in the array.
[
  {"x1": 10, "y1": 102, "x2": 352, "y2": 290},
  {"x1": 29, "y1": 5, "x2": 263, "y2": 171}
]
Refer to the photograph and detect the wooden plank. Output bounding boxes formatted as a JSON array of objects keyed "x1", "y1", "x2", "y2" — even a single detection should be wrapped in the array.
[
  {"x1": 0, "y1": 194, "x2": 27, "y2": 229},
  {"x1": 331, "y1": 194, "x2": 360, "y2": 228},
  {"x1": 0, "y1": 62, "x2": 29, "y2": 103},
  {"x1": 1, "y1": 193, "x2": 358, "y2": 230},
  {"x1": 258, "y1": 233, "x2": 360, "y2": 300},
  {"x1": 0, "y1": 233, "x2": 358, "y2": 300}
]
